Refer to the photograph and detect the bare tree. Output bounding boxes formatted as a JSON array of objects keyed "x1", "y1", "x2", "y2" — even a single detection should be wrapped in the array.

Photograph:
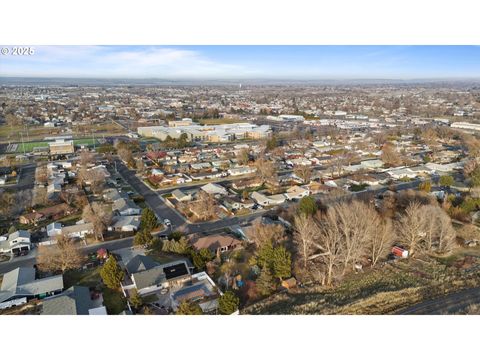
[
  {"x1": 313, "y1": 210, "x2": 344, "y2": 286},
  {"x1": 294, "y1": 165, "x2": 312, "y2": 183},
  {"x1": 79, "y1": 150, "x2": 95, "y2": 167},
  {"x1": 33, "y1": 186, "x2": 49, "y2": 207},
  {"x1": 254, "y1": 157, "x2": 277, "y2": 182},
  {"x1": 396, "y1": 202, "x2": 426, "y2": 256},
  {"x1": 35, "y1": 165, "x2": 48, "y2": 185},
  {"x1": 84, "y1": 168, "x2": 106, "y2": 194},
  {"x1": 190, "y1": 191, "x2": 216, "y2": 221},
  {"x1": 381, "y1": 142, "x2": 402, "y2": 167},
  {"x1": 37, "y1": 237, "x2": 85, "y2": 273},
  {"x1": 82, "y1": 202, "x2": 112, "y2": 241},
  {"x1": 368, "y1": 217, "x2": 394, "y2": 266},
  {"x1": 246, "y1": 221, "x2": 286, "y2": 248},
  {"x1": 293, "y1": 213, "x2": 319, "y2": 269}
]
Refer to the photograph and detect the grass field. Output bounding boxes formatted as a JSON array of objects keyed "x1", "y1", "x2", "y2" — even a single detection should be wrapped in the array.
[{"x1": 6, "y1": 138, "x2": 101, "y2": 153}]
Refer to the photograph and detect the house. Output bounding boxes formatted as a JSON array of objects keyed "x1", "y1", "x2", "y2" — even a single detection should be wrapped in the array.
[
  {"x1": 172, "y1": 189, "x2": 192, "y2": 202},
  {"x1": 170, "y1": 272, "x2": 221, "y2": 314},
  {"x1": 0, "y1": 230, "x2": 31, "y2": 255},
  {"x1": 103, "y1": 188, "x2": 123, "y2": 202},
  {"x1": 112, "y1": 197, "x2": 141, "y2": 216},
  {"x1": 285, "y1": 185, "x2": 310, "y2": 200},
  {"x1": 228, "y1": 166, "x2": 256, "y2": 177},
  {"x1": 19, "y1": 211, "x2": 45, "y2": 225},
  {"x1": 111, "y1": 216, "x2": 141, "y2": 232},
  {"x1": 201, "y1": 183, "x2": 228, "y2": 196},
  {"x1": 190, "y1": 233, "x2": 242, "y2": 253},
  {"x1": 0, "y1": 267, "x2": 64, "y2": 307},
  {"x1": 386, "y1": 167, "x2": 417, "y2": 179},
  {"x1": 223, "y1": 197, "x2": 255, "y2": 211},
  {"x1": 231, "y1": 178, "x2": 263, "y2": 190},
  {"x1": 47, "y1": 222, "x2": 63, "y2": 238},
  {"x1": 41, "y1": 286, "x2": 107, "y2": 315},
  {"x1": 251, "y1": 191, "x2": 286, "y2": 206},
  {"x1": 121, "y1": 255, "x2": 192, "y2": 296},
  {"x1": 62, "y1": 223, "x2": 94, "y2": 239}
]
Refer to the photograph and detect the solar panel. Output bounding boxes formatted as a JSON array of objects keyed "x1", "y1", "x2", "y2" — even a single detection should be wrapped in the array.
[{"x1": 163, "y1": 263, "x2": 188, "y2": 280}]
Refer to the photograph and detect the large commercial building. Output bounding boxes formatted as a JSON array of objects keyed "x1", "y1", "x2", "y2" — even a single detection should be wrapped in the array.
[{"x1": 137, "y1": 122, "x2": 271, "y2": 143}]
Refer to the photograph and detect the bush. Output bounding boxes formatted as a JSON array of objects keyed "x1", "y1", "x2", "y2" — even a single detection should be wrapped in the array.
[{"x1": 219, "y1": 291, "x2": 240, "y2": 314}]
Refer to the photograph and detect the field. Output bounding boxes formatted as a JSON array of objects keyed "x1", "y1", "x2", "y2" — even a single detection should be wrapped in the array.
[
  {"x1": 4, "y1": 138, "x2": 101, "y2": 153},
  {"x1": 243, "y1": 247, "x2": 480, "y2": 315}
]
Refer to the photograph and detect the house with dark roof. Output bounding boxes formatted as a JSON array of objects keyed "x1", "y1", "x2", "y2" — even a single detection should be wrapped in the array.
[
  {"x1": 121, "y1": 255, "x2": 191, "y2": 296},
  {"x1": 0, "y1": 267, "x2": 63, "y2": 307}
]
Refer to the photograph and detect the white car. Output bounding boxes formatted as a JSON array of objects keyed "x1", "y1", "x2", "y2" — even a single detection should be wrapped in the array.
[{"x1": 163, "y1": 219, "x2": 171, "y2": 227}]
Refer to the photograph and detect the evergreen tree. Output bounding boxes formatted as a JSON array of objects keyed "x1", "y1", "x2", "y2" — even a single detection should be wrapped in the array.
[
  {"x1": 134, "y1": 230, "x2": 154, "y2": 248},
  {"x1": 272, "y1": 246, "x2": 292, "y2": 280},
  {"x1": 218, "y1": 291, "x2": 240, "y2": 315},
  {"x1": 256, "y1": 267, "x2": 274, "y2": 296},
  {"x1": 100, "y1": 255, "x2": 124, "y2": 289},
  {"x1": 129, "y1": 289, "x2": 143, "y2": 309},
  {"x1": 298, "y1": 196, "x2": 318, "y2": 216},
  {"x1": 256, "y1": 241, "x2": 274, "y2": 269},
  {"x1": 176, "y1": 300, "x2": 203, "y2": 315},
  {"x1": 140, "y1": 208, "x2": 158, "y2": 232},
  {"x1": 439, "y1": 175, "x2": 454, "y2": 188}
]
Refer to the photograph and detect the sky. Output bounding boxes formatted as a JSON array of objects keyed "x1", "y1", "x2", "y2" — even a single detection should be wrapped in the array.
[{"x1": 0, "y1": 45, "x2": 480, "y2": 80}]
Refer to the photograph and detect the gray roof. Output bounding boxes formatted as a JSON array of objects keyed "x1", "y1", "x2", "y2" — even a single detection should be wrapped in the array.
[
  {"x1": 8, "y1": 230, "x2": 30, "y2": 241},
  {"x1": 0, "y1": 267, "x2": 63, "y2": 303},
  {"x1": 132, "y1": 267, "x2": 166, "y2": 290},
  {"x1": 130, "y1": 259, "x2": 190, "y2": 291},
  {"x1": 41, "y1": 286, "x2": 92, "y2": 315},
  {"x1": 112, "y1": 197, "x2": 140, "y2": 213},
  {"x1": 125, "y1": 255, "x2": 159, "y2": 274}
]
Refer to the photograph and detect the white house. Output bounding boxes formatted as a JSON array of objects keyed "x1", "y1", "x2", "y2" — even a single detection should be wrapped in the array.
[
  {"x1": 111, "y1": 216, "x2": 141, "y2": 232},
  {"x1": 0, "y1": 230, "x2": 31, "y2": 255},
  {"x1": 251, "y1": 191, "x2": 286, "y2": 206},
  {"x1": 228, "y1": 166, "x2": 256, "y2": 177},
  {"x1": 47, "y1": 222, "x2": 63, "y2": 238},
  {"x1": 112, "y1": 197, "x2": 141, "y2": 216},
  {"x1": 285, "y1": 185, "x2": 310, "y2": 200},
  {"x1": 62, "y1": 223, "x2": 94, "y2": 239},
  {"x1": 201, "y1": 183, "x2": 228, "y2": 196},
  {"x1": 172, "y1": 189, "x2": 192, "y2": 202}
]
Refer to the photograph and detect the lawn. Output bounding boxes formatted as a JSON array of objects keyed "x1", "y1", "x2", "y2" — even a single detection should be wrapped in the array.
[
  {"x1": 63, "y1": 267, "x2": 102, "y2": 289},
  {"x1": 63, "y1": 267, "x2": 127, "y2": 314},
  {"x1": 102, "y1": 288, "x2": 127, "y2": 314}
]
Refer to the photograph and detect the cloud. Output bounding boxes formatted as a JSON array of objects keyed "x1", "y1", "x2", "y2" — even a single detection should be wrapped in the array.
[{"x1": 0, "y1": 46, "x2": 248, "y2": 78}]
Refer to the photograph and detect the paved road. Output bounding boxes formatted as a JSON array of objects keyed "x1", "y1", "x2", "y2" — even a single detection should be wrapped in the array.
[
  {"x1": 0, "y1": 163, "x2": 36, "y2": 191},
  {"x1": 397, "y1": 287, "x2": 480, "y2": 315},
  {"x1": 0, "y1": 236, "x2": 137, "y2": 274},
  {"x1": 115, "y1": 159, "x2": 187, "y2": 228}
]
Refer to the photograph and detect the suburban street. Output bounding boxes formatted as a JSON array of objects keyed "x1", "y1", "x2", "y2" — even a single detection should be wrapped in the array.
[
  {"x1": 398, "y1": 287, "x2": 480, "y2": 314},
  {"x1": 1, "y1": 163, "x2": 36, "y2": 191}
]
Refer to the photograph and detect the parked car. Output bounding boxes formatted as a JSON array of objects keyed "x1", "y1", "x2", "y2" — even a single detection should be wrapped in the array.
[{"x1": 163, "y1": 219, "x2": 171, "y2": 227}]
